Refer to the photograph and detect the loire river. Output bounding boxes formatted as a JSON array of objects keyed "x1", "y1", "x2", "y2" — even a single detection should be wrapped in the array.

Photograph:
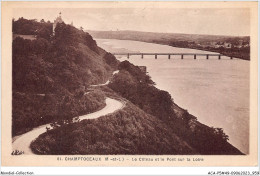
[{"x1": 96, "y1": 39, "x2": 250, "y2": 154}]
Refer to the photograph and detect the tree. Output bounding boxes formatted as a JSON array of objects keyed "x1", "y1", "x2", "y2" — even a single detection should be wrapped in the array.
[
  {"x1": 37, "y1": 27, "x2": 52, "y2": 40},
  {"x1": 53, "y1": 22, "x2": 79, "y2": 50},
  {"x1": 12, "y1": 37, "x2": 32, "y2": 55},
  {"x1": 32, "y1": 38, "x2": 50, "y2": 54},
  {"x1": 59, "y1": 95, "x2": 79, "y2": 120},
  {"x1": 213, "y1": 128, "x2": 229, "y2": 142}
]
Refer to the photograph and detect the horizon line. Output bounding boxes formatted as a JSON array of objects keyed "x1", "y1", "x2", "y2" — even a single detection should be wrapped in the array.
[{"x1": 86, "y1": 29, "x2": 250, "y2": 38}]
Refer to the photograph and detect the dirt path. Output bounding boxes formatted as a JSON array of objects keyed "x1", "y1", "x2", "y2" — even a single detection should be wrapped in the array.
[{"x1": 12, "y1": 70, "x2": 124, "y2": 155}]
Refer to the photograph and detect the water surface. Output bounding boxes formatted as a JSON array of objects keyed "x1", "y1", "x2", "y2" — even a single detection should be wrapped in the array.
[{"x1": 96, "y1": 39, "x2": 249, "y2": 154}]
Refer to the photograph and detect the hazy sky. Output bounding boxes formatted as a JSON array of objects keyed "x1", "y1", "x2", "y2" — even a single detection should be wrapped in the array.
[{"x1": 13, "y1": 8, "x2": 250, "y2": 36}]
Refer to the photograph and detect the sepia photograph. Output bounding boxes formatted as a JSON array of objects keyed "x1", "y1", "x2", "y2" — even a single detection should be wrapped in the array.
[{"x1": 1, "y1": 1, "x2": 258, "y2": 170}]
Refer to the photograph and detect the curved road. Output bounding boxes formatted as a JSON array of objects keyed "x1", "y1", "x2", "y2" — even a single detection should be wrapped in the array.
[
  {"x1": 12, "y1": 71, "x2": 124, "y2": 155},
  {"x1": 90, "y1": 70, "x2": 119, "y2": 87}
]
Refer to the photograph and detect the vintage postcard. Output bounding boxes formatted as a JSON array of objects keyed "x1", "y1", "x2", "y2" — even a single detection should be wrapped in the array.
[{"x1": 1, "y1": 1, "x2": 258, "y2": 167}]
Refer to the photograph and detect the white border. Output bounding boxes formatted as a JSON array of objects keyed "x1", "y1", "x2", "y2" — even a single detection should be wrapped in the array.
[{"x1": 0, "y1": 0, "x2": 259, "y2": 175}]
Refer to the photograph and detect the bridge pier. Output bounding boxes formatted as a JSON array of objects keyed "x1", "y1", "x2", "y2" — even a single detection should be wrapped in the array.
[{"x1": 112, "y1": 53, "x2": 231, "y2": 60}]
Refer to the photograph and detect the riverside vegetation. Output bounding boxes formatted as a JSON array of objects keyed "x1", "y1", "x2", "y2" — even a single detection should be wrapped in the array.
[{"x1": 13, "y1": 18, "x2": 243, "y2": 155}]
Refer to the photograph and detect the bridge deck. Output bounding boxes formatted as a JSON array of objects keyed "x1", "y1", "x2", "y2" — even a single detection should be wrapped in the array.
[
  {"x1": 112, "y1": 53, "x2": 223, "y2": 56},
  {"x1": 112, "y1": 52, "x2": 233, "y2": 59}
]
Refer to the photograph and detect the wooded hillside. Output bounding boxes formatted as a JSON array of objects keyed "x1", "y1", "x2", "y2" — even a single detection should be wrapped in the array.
[{"x1": 12, "y1": 18, "x2": 119, "y2": 136}]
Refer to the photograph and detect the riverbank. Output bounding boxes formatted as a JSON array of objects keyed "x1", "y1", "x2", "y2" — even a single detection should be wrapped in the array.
[
  {"x1": 167, "y1": 44, "x2": 250, "y2": 60},
  {"x1": 95, "y1": 39, "x2": 249, "y2": 154}
]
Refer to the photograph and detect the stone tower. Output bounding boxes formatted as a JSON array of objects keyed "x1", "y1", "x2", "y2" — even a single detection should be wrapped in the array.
[{"x1": 53, "y1": 12, "x2": 63, "y2": 34}]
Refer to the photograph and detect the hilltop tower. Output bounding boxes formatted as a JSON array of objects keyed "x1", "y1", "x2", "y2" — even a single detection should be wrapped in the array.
[{"x1": 53, "y1": 12, "x2": 63, "y2": 34}]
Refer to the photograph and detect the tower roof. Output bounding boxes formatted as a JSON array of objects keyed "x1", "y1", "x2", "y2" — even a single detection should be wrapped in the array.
[{"x1": 54, "y1": 12, "x2": 63, "y2": 23}]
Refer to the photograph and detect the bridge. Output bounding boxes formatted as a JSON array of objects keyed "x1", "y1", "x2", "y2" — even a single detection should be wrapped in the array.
[{"x1": 112, "y1": 53, "x2": 233, "y2": 60}]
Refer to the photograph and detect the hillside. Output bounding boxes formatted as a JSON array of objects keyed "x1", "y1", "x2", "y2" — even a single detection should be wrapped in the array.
[
  {"x1": 12, "y1": 18, "x2": 119, "y2": 136},
  {"x1": 13, "y1": 18, "x2": 243, "y2": 155},
  {"x1": 31, "y1": 102, "x2": 196, "y2": 155},
  {"x1": 87, "y1": 30, "x2": 250, "y2": 60},
  {"x1": 31, "y1": 61, "x2": 242, "y2": 155},
  {"x1": 108, "y1": 61, "x2": 243, "y2": 155}
]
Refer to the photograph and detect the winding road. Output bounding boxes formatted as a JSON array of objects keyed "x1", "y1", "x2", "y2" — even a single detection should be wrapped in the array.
[
  {"x1": 90, "y1": 70, "x2": 119, "y2": 87},
  {"x1": 12, "y1": 70, "x2": 124, "y2": 155}
]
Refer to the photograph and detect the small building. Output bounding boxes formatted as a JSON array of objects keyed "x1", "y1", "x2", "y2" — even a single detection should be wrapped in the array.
[
  {"x1": 224, "y1": 43, "x2": 232, "y2": 48},
  {"x1": 214, "y1": 44, "x2": 222, "y2": 48}
]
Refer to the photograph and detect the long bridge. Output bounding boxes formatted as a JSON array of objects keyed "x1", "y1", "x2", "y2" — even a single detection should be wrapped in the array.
[{"x1": 112, "y1": 53, "x2": 233, "y2": 60}]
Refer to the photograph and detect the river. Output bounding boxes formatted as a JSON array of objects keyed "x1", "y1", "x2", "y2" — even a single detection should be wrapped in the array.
[{"x1": 96, "y1": 39, "x2": 250, "y2": 154}]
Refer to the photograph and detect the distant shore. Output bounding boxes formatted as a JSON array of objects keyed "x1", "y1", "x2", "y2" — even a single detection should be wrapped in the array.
[
  {"x1": 87, "y1": 30, "x2": 250, "y2": 61},
  {"x1": 163, "y1": 44, "x2": 250, "y2": 61}
]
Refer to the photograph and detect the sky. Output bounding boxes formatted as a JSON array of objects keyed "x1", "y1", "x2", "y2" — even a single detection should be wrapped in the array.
[{"x1": 13, "y1": 8, "x2": 250, "y2": 36}]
